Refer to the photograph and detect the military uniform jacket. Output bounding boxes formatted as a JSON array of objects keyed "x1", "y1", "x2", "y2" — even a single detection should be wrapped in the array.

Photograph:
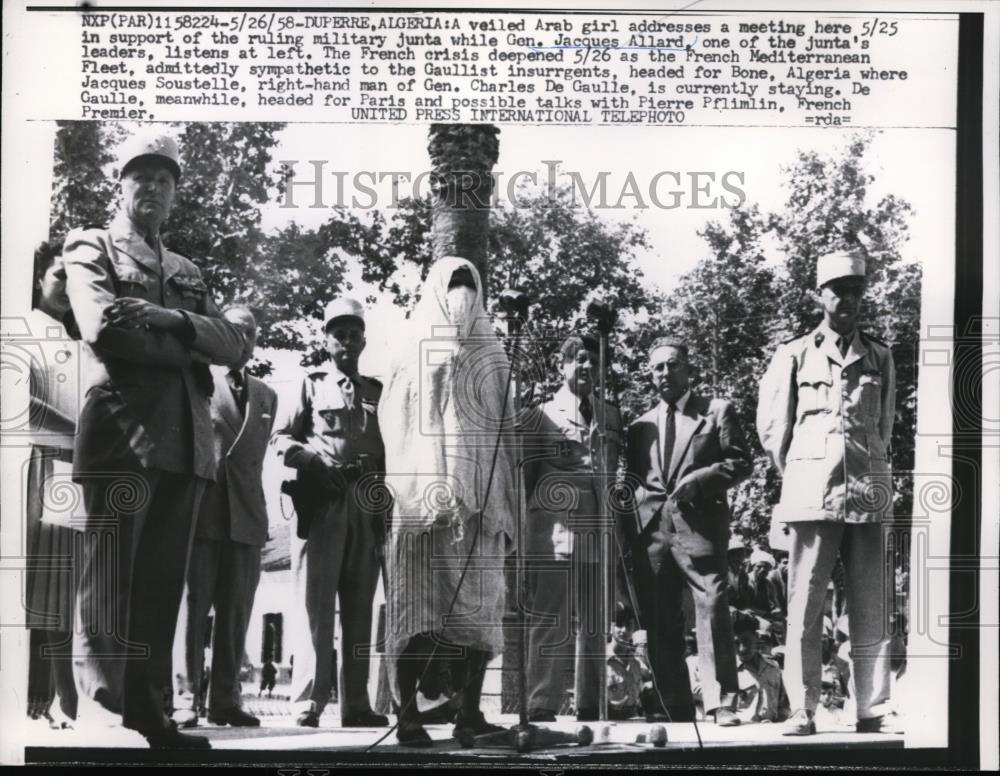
[
  {"x1": 62, "y1": 212, "x2": 246, "y2": 481},
  {"x1": 520, "y1": 387, "x2": 623, "y2": 556},
  {"x1": 625, "y1": 393, "x2": 753, "y2": 558},
  {"x1": 756, "y1": 323, "x2": 896, "y2": 524},
  {"x1": 271, "y1": 367, "x2": 387, "y2": 521},
  {"x1": 196, "y1": 365, "x2": 279, "y2": 546}
]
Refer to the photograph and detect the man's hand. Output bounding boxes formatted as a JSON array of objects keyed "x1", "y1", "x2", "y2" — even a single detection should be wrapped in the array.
[{"x1": 106, "y1": 298, "x2": 185, "y2": 331}]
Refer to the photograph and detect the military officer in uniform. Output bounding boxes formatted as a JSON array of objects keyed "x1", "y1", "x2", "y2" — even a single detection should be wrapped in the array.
[
  {"x1": 521, "y1": 333, "x2": 623, "y2": 722},
  {"x1": 62, "y1": 131, "x2": 246, "y2": 748},
  {"x1": 757, "y1": 249, "x2": 897, "y2": 736},
  {"x1": 272, "y1": 297, "x2": 389, "y2": 728},
  {"x1": 175, "y1": 307, "x2": 278, "y2": 729}
]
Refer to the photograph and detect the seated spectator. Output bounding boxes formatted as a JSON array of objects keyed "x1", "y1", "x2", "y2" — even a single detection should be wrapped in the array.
[
  {"x1": 726, "y1": 537, "x2": 752, "y2": 610},
  {"x1": 734, "y1": 616, "x2": 790, "y2": 723},
  {"x1": 606, "y1": 606, "x2": 651, "y2": 720},
  {"x1": 767, "y1": 551, "x2": 789, "y2": 617},
  {"x1": 746, "y1": 549, "x2": 778, "y2": 618}
]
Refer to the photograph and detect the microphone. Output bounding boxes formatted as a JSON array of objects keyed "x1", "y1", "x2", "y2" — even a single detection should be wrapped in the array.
[
  {"x1": 496, "y1": 288, "x2": 530, "y2": 322},
  {"x1": 586, "y1": 299, "x2": 616, "y2": 334}
]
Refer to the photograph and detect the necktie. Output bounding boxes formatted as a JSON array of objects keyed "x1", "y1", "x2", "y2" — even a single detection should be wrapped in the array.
[
  {"x1": 229, "y1": 369, "x2": 245, "y2": 411},
  {"x1": 837, "y1": 334, "x2": 851, "y2": 357},
  {"x1": 661, "y1": 402, "x2": 676, "y2": 476},
  {"x1": 579, "y1": 395, "x2": 593, "y2": 427}
]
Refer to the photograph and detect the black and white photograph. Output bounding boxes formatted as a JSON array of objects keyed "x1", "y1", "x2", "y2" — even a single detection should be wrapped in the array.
[{"x1": 1, "y1": 0, "x2": 996, "y2": 770}]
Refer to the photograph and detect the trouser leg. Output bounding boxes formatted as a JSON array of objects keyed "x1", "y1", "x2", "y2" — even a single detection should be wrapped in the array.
[
  {"x1": 524, "y1": 559, "x2": 572, "y2": 713},
  {"x1": 573, "y1": 530, "x2": 604, "y2": 712},
  {"x1": 182, "y1": 538, "x2": 220, "y2": 708},
  {"x1": 122, "y1": 472, "x2": 204, "y2": 732},
  {"x1": 336, "y1": 507, "x2": 379, "y2": 717},
  {"x1": 208, "y1": 542, "x2": 261, "y2": 713},
  {"x1": 672, "y1": 546, "x2": 739, "y2": 713},
  {"x1": 634, "y1": 526, "x2": 691, "y2": 714},
  {"x1": 73, "y1": 469, "x2": 158, "y2": 719},
  {"x1": 289, "y1": 502, "x2": 347, "y2": 715},
  {"x1": 785, "y1": 521, "x2": 843, "y2": 715},
  {"x1": 841, "y1": 523, "x2": 892, "y2": 719}
]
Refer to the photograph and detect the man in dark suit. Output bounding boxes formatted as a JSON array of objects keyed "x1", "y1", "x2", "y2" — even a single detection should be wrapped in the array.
[
  {"x1": 62, "y1": 131, "x2": 246, "y2": 748},
  {"x1": 623, "y1": 338, "x2": 752, "y2": 726},
  {"x1": 174, "y1": 307, "x2": 277, "y2": 728}
]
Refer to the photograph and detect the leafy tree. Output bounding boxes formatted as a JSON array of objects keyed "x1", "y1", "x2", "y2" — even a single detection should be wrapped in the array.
[{"x1": 49, "y1": 122, "x2": 118, "y2": 243}]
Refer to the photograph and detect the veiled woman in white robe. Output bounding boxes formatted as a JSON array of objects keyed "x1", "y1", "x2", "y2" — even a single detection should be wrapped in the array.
[{"x1": 379, "y1": 256, "x2": 516, "y2": 743}]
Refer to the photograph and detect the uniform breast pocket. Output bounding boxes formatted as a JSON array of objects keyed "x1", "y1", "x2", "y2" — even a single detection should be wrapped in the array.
[
  {"x1": 168, "y1": 274, "x2": 208, "y2": 312},
  {"x1": 112, "y1": 264, "x2": 151, "y2": 299},
  {"x1": 796, "y1": 378, "x2": 832, "y2": 416},
  {"x1": 315, "y1": 403, "x2": 347, "y2": 434},
  {"x1": 859, "y1": 373, "x2": 882, "y2": 419}
]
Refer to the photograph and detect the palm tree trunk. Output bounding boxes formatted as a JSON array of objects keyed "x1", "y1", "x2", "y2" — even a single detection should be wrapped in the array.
[{"x1": 427, "y1": 123, "x2": 501, "y2": 295}]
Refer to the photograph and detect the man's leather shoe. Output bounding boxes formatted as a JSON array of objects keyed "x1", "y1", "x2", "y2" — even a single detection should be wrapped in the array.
[
  {"x1": 342, "y1": 710, "x2": 389, "y2": 727},
  {"x1": 576, "y1": 708, "x2": 599, "y2": 722},
  {"x1": 140, "y1": 726, "x2": 212, "y2": 749},
  {"x1": 856, "y1": 714, "x2": 904, "y2": 734},
  {"x1": 296, "y1": 710, "x2": 320, "y2": 727},
  {"x1": 782, "y1": 709, "x2": 816, "y2": 736},
  {"x1": 713, "y1": 708, "x2": 741, "y2": 727},
  {"x1": 397, "y1": 723, "x2": 433, "y2": 747},
  {"x1": 528, "y1": 709, "x2": 556, "y2": 723},
  {"x1": 207, "y1": 707, "x2": 260, "y2": 727}
]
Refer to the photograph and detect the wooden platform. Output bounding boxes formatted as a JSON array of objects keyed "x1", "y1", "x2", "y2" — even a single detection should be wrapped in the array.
[{"x1": 21, "y1": 712, "x2": 907, "y2": 766}]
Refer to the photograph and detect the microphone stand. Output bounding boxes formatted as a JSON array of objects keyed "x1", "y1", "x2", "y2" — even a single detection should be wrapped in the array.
[
  {"x1": 587, "y1": 300, "x2": 617, "y2": 728},
  {"x1": 460, "y1": 290, "x2": 591, "y2": 753}
]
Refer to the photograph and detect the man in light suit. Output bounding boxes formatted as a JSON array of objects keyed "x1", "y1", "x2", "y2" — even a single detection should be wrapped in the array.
[
  {"x1": 175, "y1": 307, "x2": 277, "y2": 728},
  {"x1": 623, "y1": 338, "x2": 752, "y2": 726},
  {"x1": 522, "y1": 334, "x2": 622, "y2": 722},
  {"x1": 63, "y1": 131, "x2": 246, "y2": 748}
]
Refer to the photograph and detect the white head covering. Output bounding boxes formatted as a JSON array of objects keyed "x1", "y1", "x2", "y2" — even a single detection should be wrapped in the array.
[{"x1": 379, "y1": 256, "x2": 516, "y2": 538}]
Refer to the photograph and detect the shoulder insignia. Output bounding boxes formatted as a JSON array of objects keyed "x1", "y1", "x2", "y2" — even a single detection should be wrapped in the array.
[{"x1": 780, "y1": 330, "x2": 810, "y2": 346}]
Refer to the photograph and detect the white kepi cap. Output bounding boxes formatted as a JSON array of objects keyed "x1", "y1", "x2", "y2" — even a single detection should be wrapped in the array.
[
  {"x1": 816, "y1": 249, "x2": 866, "y2": 287},
  {"x1": 117, "y1": 130, "x2": 181, "y2": 181},
  {"x1": 324, "y1": 296, "x2": 365, "y2": 329}
]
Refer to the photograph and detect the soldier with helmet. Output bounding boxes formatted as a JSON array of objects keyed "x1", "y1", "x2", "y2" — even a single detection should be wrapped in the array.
[
  {"x1": 62, "y1": 130, "x2": 247, "y2": 748},
  {"x1": 271, "y1": 296, "x2": 390, "y2": 729},
  {"x1": 757, "y1": 249, "x2": 897, "y2": 736}
]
